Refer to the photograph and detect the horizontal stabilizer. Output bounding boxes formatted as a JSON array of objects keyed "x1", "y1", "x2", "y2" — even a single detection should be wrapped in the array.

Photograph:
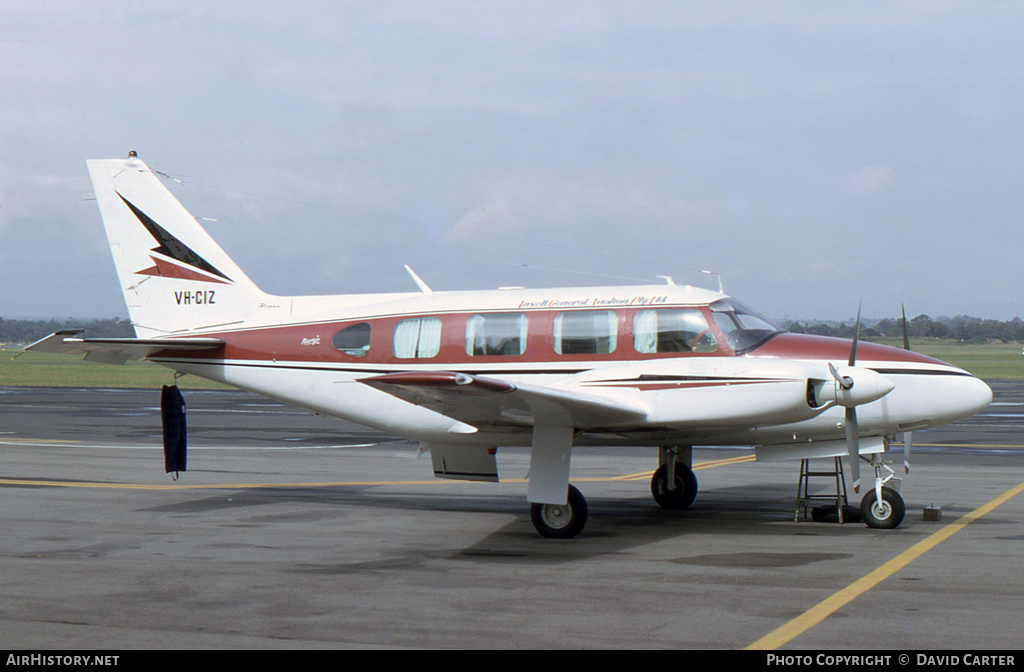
[
  {"x1": 25, "y1": 330, "x2": 224, "y2": 365},
  {"x1": 360, "y1": 371, "x2": 648, "y2": 431}
]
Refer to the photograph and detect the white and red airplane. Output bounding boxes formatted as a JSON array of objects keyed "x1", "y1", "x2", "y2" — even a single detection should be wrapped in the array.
[{"x1": 30, "y1": 153, "x2": 992, "y2": 538}]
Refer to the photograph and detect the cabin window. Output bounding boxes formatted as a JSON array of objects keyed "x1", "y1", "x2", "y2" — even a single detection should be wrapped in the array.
[
  {"x1": 332, "y1": 322, "x2": 371, "y2": 356},
  {"x1": 393, "y1": 317, "x2": 442, "y2": 359},
  {"x1": 554, "y1": 311, "x2": 617, "y2": 355},
  {"x1": 633, "y1": 308, "x2": 717, "y2": 354},
  {"x1": 465, "y1": 313, "x2": 528, "y2": 356}
]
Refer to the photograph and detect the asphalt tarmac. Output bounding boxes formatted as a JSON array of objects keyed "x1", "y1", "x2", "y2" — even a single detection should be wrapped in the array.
[{"x1": 0, "y1": 382, "x2": 1022, "y2": 650}]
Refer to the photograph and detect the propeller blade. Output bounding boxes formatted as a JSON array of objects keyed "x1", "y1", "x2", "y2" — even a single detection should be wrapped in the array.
[
  {"x1": 903, "y1": 430, "x2": 913, "y2": 474},
  {"x1": 845, "y1": 406, "x2": 861, "y2": 493},
  {"x1": 841, "y1": 303, "x2": 864, "y2": 493},
  {"x1": 848, "y1": 302, "x2": 862, "y2": 367},
  {"x1": 901, "y1": 304, "x2": 911, "y2": 351}
]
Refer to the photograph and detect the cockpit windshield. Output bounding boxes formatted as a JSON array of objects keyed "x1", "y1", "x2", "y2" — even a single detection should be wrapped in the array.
[{"x1": 709, "y1": 298, "x2": 786, "y2": 354}]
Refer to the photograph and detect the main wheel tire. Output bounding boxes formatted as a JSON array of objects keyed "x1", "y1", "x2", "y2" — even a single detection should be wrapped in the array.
[
  {"x1": 860, "y1": 487, "x2": 906, "y2": 529},
  {"x1": 651, "y1": 464, "x2": 698, "y2": 510},
  {"x1": 530, "y1": 484, "x2": 588, "y2": 539}
]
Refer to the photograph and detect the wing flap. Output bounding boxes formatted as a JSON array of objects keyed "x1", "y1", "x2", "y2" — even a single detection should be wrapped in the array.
[
  {"x1": 25, "y1": 330, "x2": 225, "y2": 365},
  {"x1": 360, "y1": 371, "x2": 648, "y2": 431}
]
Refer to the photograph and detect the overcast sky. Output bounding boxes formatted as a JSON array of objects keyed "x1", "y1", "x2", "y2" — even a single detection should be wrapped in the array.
[{"x1": 2, "y1": 1, "x2": 1022, "y2": 323}]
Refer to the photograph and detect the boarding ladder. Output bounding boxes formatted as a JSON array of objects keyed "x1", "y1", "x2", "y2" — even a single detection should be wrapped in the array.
[{"x1": 794, "y1": 457, "x2": 849, "y2": 523}]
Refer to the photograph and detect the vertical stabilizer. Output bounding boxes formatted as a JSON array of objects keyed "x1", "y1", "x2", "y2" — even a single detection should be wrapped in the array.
[{"x1": 87, "y1": 154, "x2": 268, "y2": 337}]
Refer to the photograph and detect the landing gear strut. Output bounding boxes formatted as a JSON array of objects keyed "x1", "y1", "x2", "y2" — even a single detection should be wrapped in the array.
[
  {"x1": 859, "y1": 455, "x2": 905, "y2": 529},
  {"x1": 651, "y1": 446, "x2": 698, "y2": 510},
  {"x1": 530, "y1": 484, "x2": 588, "y2": 538}
]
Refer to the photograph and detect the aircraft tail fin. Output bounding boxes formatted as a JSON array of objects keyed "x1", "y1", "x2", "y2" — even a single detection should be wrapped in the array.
[{"x1": 87, "y1": 153, "x2": 269, "y2": 338}]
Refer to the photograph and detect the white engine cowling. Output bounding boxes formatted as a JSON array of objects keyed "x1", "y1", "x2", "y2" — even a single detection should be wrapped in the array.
[{"x1": 811, "y1": 366, "x2": 895, "y2": 408}]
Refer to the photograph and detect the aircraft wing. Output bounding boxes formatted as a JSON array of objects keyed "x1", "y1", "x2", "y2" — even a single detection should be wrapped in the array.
[
  {"x1": 360, "y1": 371, "x2": 648, "y2": 431},
  {"x1": 25, "y1": 330, "x2": 225, "y2": 365}
]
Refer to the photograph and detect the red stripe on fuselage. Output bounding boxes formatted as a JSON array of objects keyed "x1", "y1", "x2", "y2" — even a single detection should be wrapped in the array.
[
  {"x1": 747, "y1": 332, "x2": 946, "y2": 366},
  {"x1": 162, "y1": 305, "x2": 734, "y2": 367},
  {"x1": 154, "y1": 310, "x2": 948, "y2": 371},
  {"x1": 584, "y1": 379, "x2": 788, "y2": 392}
]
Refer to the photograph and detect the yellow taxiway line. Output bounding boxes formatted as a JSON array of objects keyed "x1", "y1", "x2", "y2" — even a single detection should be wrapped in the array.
[
  {"x1": 609, "y1": 454, "x2": 756, "y2": 482},
  {"x1": 746, "y1": 478, "x2": 1024, "y2": 650},
  {"x1": 0, "y1": 453, "x2": 756, "y2": 492},
  {"x1": 0, "y1": 477, "x2": 447, "y2": 491}
]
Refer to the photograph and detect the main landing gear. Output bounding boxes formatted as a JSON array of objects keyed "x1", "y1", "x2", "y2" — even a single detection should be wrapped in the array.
[
  {"x1": 530, "y1": 484, "x2": 588, "y2": 539},
  {"x1": 651, "y1": 446, "x2": 698, "y2": 510},
  {"x1": 529, "y1": 446, "x2": 699, "y2": 538}
]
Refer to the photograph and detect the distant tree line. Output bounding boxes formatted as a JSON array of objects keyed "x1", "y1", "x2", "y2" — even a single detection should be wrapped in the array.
[
  {"x1": 2, "y1": 314, "x2": 1022, "y2": 346},
  {"x1": 785, "y1": 314, "x2": 1024, "y2": 344},
  {"x1": 0, "y1": 318, "x2": 134, "y2": 344}
]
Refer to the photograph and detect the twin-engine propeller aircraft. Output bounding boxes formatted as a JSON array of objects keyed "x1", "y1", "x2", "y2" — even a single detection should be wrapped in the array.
[{"x1": 30, "y1": 153, "x2": 993, "y2": 538}]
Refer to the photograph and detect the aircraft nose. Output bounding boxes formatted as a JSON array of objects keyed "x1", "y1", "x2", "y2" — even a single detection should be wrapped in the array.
[
  {"x1": 959, "y1": 375, "x2": 993, "y2": 417},
  {"x1": 931, "y1": 373, "x2": 992, "y2": 425},
  {"x1": 895, "y1": 369, "x2": 992, "y2": 429}
]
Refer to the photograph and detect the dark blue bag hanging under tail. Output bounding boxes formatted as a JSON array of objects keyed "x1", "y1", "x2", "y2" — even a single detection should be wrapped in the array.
[{"x1": 161, "y1": 385, "x2": 187, "y2": 477}]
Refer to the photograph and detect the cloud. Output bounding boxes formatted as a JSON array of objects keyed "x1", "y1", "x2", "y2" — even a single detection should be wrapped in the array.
[
  {"x1": 445, "y1": 199, "x2": 518, "y2": 244},
  {"x1": 848, "y1": 165, "x2": 896, "y2": 195},
  {"x1": 2, "y1": 2, "x2": 1023, "y2": 319}
]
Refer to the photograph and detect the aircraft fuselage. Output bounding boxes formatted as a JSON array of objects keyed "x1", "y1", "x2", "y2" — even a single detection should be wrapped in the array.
[{"x1": 150, "y1": 284, "x2": 991, "y2": 455}]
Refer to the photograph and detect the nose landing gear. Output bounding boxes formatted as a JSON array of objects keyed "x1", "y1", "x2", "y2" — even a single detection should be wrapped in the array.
[
  {"x1": 859, "y1": 455, "x2": 905, "y2": 529},
  {"x1": 861, "y1": 487, "x2": 905, "y2": 529}
]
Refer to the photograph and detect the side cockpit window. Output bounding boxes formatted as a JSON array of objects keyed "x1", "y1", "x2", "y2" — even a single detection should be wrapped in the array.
[
  {"x1": 332, "y1": 322, "x2": 371, "y2": 357},
  {"x1": 633, "y1": 308, "x2": 717, "y2": 354},
  {"x1": 709, "y1": 298, "x2": 785, "y2": 353}
]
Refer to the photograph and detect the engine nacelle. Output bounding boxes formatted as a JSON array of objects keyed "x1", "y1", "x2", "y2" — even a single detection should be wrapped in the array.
[{"x1": 808, "y1": 367, "x2": 895, "y2": 409}]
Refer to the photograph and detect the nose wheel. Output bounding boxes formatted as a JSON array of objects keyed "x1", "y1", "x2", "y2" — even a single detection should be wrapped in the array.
[
  {"x1": 859, "y1": 456, "x2": 906, "y2": 529},
  {"x1": 861, "y1": 487, "x2": 905, "y2": 529}
]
